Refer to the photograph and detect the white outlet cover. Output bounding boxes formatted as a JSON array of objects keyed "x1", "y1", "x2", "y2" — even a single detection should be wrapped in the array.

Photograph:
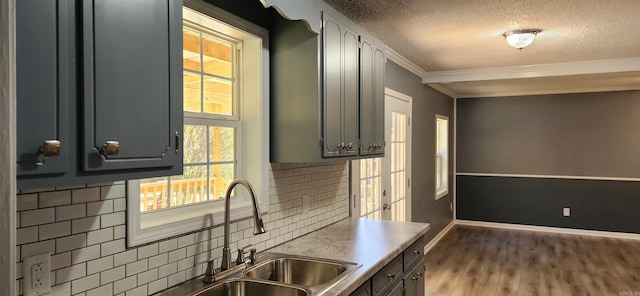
[
  {"x1": 563, "y1": 207, "x2": 571, "y2": 217},
  {"x1": 23, "y1": 252, "x2": 51, "y2": 296}
]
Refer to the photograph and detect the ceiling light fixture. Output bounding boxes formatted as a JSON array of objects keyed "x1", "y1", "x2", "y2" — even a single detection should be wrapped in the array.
[{"x1": 503, "y1": 29, "x2": 541, "y2": 50}]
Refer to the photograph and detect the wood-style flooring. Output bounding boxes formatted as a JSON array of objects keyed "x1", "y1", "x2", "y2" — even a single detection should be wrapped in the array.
[{"x1": 424, "y1": 225, "x2": 640, "y2": 296}]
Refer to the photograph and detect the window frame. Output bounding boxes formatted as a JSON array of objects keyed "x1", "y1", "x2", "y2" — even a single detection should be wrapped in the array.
[
  {"x1": 435, "y1": 114, "x2": 449, "y2": 200},
  {"x1": 127, "y1": 1, "x2": 269, "y2": 247}
]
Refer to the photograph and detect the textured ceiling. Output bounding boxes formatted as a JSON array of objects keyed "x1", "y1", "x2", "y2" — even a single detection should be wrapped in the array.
[{"x1": 324, "y1": 0, "x2": 640, "y2": 97}]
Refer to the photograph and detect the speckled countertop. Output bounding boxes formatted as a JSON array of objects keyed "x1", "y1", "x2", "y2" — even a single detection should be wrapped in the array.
[{"x1": 266, "y1": 217, "x2": 430, "y2": 296}]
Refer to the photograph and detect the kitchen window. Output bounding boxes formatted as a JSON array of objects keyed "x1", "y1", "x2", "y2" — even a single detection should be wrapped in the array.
[
  {"x1": 127, "y1": 2, "x2": 269, "y2": 247},
  {"x1": 435, "y1": 115, "x2": 448, "y2": 199}
]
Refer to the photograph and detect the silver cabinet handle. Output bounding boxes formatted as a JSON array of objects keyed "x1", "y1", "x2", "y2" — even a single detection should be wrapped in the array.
[
  {"x1": 102, "y1": 140, "x2": 120, "y2": 156},
  {"x1": 175, "y1": 131, "x2": 180, "y2": 153},
  {"x1": 414, "y1": 250, "x2": 421, "y2": 255}
]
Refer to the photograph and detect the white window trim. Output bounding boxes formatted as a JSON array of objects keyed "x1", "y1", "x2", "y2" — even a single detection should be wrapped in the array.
[
  {"x1": 435, "y1": 114, "x2": 449, "y2": 200},
  {"x1": 127, "y1": 1, "x2": 269, "y2": 247}
]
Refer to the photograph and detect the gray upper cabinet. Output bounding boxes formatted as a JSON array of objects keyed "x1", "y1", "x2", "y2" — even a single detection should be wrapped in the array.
[
  {"x1": 269, "y1": 7, "x2": 384, "y2": 163},
  {"x1": 359, "y1": 36, "x2": 385, "y2": 156},
  {"x1": 16, "y1": 0, "x2": 71, "y2": 176},
  {"x1": 81, "y1": 0, "x2": 183, "y2": 171},
  {"x1": 322, "y1": 13, "x2": 359, "y2": 158},
  {"x1": 16, "y1": 0, "x2": 183, "y2": 189}
]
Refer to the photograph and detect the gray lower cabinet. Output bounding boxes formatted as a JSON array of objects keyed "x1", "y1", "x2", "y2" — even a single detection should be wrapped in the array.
[
  {"x1": 350, "y1": 236, "x2": 426, "y2": 296},
  {"x1": 351, "y1": 281, "x2": 372, "y2": 296},
  {"x1": 404, "y1": 263, "x2": 425, "y2": 296},
  {"x1": 16, "y1": 0, "x2": 183, "y2": 189}
]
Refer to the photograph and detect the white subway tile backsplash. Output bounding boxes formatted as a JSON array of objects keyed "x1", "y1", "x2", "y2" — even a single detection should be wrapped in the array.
[
  {"x1": 71, "y1": 273, "x2": 101, "y2": 294},
  {"x1": 148, "y1": 253, "x2": 168, "y2": 269},
  {"x1": 17, "y1": 194, "x2": 38, "y2": 211},
  {"x1": 87, "y1": 200, "x2": 114, "y2": 217},
  {"x1": 100, "y1": 266, "x2": 125, "y2": 285},
  {"x1": 113, "y1": 275, "x2": 137, "y2": 295},
  {"x1": 137, "y1": 269, "x2": 158, "y2": 285},
  {"x1": 86, "y1": 228, "x2": 114, "y2": 246},
  {"x1": 147, "y1": 278, "x2": 168, "y2": 295},
  {"x1": 72, "y1": 217, "x2": 101, "y2": 234},
  {"x1": 86, "y1": 284, "x2": 113, "y2": 296},
  {"x1": 157, "y1": 262, "x2": 177, "y2": 279},
  {"x1": 72, "y1": 187, "x2": 101, "y2": 204},
  {"x1": 15, "y1": 163, "x2": 349, "y2": 296},
  {"x1": 158, "y1": 239, "x2": 177, "y2": 254},
  {"x1": 87, "y1": 256, "x2": 113, "y2": 275},
  {"x1": 39, "y1": 191, "x2": 72, "y2": 208},
  {"x1": 71, "y1": 244, "x2": 101, "y2": 264},
  {"x1": 137, "y1": 243, "x2": 158, "y2": 260},
  {"x1": 21, "y1": 208, "x2": 55, "y2": 227},
  {"x1": 39, "y1": 221, "x2": 71, "y2": 241},
  {"x1": 114, "y1": 249, "x2": 137, "y2": 267},
  {"x1": 56, "y1": 204, "x2": 86, "y2": 222},
  {"x1": 21, "y1": 240, "x2": 55, "y2": 260},
  {"x1": 100, "y1": 239, "x2": 126, "y2": 257},
  {"x1": 101, "y1": 184, "x2": 126, "y2": 200},
  {"x1": 56, "y1": 262, "x2": 86, "y2": 284},
  {"x1": 167, "y1": 270, "x2": 186, "y2": 288},
  {"x1": 101, "y1": 212, "x2": 125, "y2": 228},
  {"x1": 125, "y1": 285, "x2": 147, "y2": 296},
  {"x1": 126, "y1": 259, "x2": 149, "y2": 277},
  {"x1": 16, "y1": 226, "x2": 38, "y2": 245},
  {"x1": 56, "y1": 233, "x2": 86, "y2": 253}
]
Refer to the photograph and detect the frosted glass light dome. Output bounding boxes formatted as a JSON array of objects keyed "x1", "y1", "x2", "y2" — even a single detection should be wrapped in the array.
[{"x1": 503, "y1": 29, "x2": 540, "y2": 49}]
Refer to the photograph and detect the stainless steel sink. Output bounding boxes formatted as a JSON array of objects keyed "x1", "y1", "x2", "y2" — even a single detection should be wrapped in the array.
[
  {"x1": 192, "y1": 279, "x2": 309, "y2": 296},
  {"x1": 244, "y1": 253, "x2": 360, "y2": 293}
]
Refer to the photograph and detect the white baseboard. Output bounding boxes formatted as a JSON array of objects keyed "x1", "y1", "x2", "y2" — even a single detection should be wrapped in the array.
[
  {"x1": 424, "y1": 221, "x2": 455, "y2": 253},
  {"x1": 456, "y1": 220, "x2": 640, "y2": 241}
]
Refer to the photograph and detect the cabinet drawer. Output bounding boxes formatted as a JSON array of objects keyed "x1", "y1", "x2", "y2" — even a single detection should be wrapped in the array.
[
  {"x1": 372, "y1": 255, "x2": 403, "y2": 295},
  {"x1": 387, "y1": 280, "x2": 404, "y2": 296},
  {"x1": 404, "y1": 236, "x2": 425, "y2": 270}
]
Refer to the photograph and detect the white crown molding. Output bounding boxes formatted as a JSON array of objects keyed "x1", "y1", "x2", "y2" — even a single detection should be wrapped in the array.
[
  {"x1": 455, "y1": 84, "x2": 640, "y2": 99},
  {"x1": 426, "y1": 83, "x2": 458, "y2": 99},
  {"x1": 384, "y1": 46, "x2": 428, "y2": 79},
  {"x1": 422, "y1": 57, "x2": 640, "y2": 84},
  {"x1": 456, "y1": 220, "x2": 640, "y2": 241},
  {"x1": 259, "y1": 0, "x2": 320, "y2": 34}
]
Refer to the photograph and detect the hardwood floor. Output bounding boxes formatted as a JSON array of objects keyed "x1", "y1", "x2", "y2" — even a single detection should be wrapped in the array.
[{"x1": 424, "y1": 225, "x2": 640, "y2": 296}]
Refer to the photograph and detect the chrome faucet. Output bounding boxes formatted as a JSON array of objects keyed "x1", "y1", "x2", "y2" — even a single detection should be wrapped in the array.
[{"x1": 203, "y1": 179, "x2": 267, "y2": 283}]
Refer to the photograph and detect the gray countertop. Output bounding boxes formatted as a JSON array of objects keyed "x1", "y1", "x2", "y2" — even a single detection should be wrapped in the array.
[{"x1": 266, "y1": 217, "x2": 430, "y2": 296}]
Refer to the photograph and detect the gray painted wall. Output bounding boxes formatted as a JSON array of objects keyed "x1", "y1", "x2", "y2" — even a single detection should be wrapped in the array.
[
  {"x1": 457, "y1": 91, "x2": 640, "y2": 178},
  {"x1": 456, "y1": 91, "x2": 640, "y2": 233},
  {"x1": 385, "y1": 61, "x2": 454, "y2": 242}
]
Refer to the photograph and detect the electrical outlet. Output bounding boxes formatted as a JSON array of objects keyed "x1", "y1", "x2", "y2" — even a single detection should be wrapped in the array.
[
  {"x1": 303, "y1": 194, "x2": 311, "y2": 214},
  {"x1": 450, "y1": 203, "x2": 453, "y2": 211},
  {"x1": 563, "y1": 207, "x2": 571, "y2": 217},
  {"x1": 23, "y1": 252, "x2": 51, "y2": 296}
]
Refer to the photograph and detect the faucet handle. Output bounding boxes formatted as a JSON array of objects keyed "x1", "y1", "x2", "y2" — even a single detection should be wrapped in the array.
[
  {"x1": 248, "y1": 248, "x2": 257, "y2": 265},
  {"x1": 235, "y1": 244, "x2": 253, "y2": 265}
]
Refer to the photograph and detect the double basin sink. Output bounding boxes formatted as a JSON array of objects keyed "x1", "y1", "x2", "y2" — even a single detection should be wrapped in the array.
[{"x1": 189, "y1": 253, "x2": 360, "y2": 296}]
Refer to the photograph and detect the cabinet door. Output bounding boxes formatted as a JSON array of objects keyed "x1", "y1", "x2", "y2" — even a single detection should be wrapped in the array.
[
  {"x1": 350, "y1": 280, "x2": 372, "y2": 296},
  {"x1": 16, "y1": 0, "x2": 71, "y2": 176},
  {"x1": 404, "y1": 263, "x2": 425, "y2": 296},
  {"x1": 373, "y1": 47, "x2": 385, "y2": 154},
  {"x1": 81, "y1": 0, "x2": 183, "y2": 171},
  {"x1": 322, "y1": 13, "x2": 358, "y2": 158},
  {"x1": 359, "y1": 37, "x2": 385, "y2": 156}
]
